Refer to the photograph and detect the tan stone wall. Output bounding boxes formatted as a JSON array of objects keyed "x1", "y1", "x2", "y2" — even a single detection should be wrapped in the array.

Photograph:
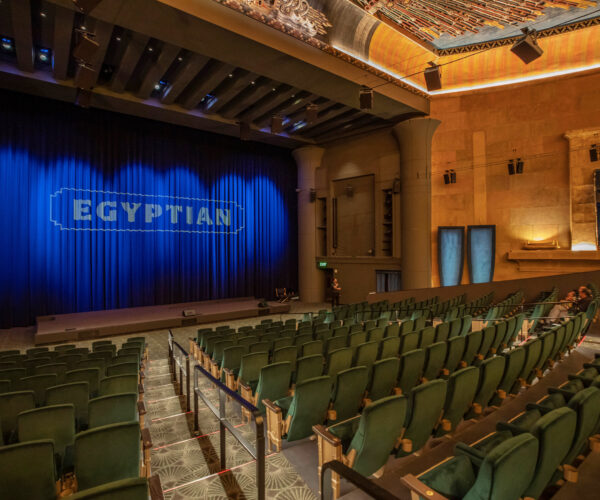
[{"x1": 430, "y1": 71, "x2": 600, "y2": 285}]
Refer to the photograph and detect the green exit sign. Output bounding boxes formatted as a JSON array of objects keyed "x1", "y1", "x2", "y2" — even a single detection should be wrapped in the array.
[{"x1": 318, "y1": 261, "x2": 328, "y2": 268}]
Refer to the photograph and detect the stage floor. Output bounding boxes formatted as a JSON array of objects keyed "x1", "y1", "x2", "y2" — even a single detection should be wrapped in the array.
[{"x1": 35, "y1": 297, "x2": 291, "y2": 345}]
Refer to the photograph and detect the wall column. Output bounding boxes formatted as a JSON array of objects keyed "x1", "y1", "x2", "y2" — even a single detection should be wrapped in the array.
[
  {"x1": 293, "y1": 146, "x2": 325, "y2": 303},
  {"x1": 393, "y1": 118, "x2": 441, "y2": 289}
]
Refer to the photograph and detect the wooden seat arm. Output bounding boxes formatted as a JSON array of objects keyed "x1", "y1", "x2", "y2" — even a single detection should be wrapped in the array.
[
  {"x1": 148, "y1": 474, "x2": 165, "y2": 500},
  {"x1": 138, "y1": 382, "x2": 144, "y2": 394},
  {"x1": 400, "y1": 474, "x2": 448, "y2": 500},
  {"x1": 313, "y1": 424, "x2": 341, "y2": 447},
  {"x1": 263, "y1": 398, "x2": 281, "y2": 415},
  {"x1": 138, "y1": 401, "x2": 147, "y2": 417},
  {"x1": 141, "y1": 428, "x2": 153, "y2": 450}
]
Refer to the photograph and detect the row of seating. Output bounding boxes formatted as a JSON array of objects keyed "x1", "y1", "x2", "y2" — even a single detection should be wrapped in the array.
[{"x1": 402, "y1": 359, "x2": 600, "y2": 500}]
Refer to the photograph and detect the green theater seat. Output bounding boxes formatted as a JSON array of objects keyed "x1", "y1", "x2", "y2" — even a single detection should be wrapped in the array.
[
  {"x1": 88, "y1": 392, "x2": 139, "y2": 429},
  {"x1": 435, "y1": 366, "x2": 479, "y2": 437},
  {"x1": 443, "y1": 336, "x2": 466, "y2": 376},
  {"x1": 241, "y1": 361, "x2": 291, "y2": 414},
  {"x1": 423, "y1": 342, "x2": 447, "y2": 381},
  {"x1": 325, "y1": 347, "x2": 353, "y2": 378},
  {"x1": 328, "y1": 366, "x2": 368, "y2": 423},
  {"x1": 466, "y1": 356, "x2": 505, "y2": 419},
  {"x1": 397, "y1": 349, "x2": 425, "y2": 395},
  {"x1": 46, "y1": 382, "x2": 90, "y2": 430},
  {"x1": 490, "y1": 347, "x2": 525, "y2": 406},
  {"x1": 19, "y1": 374, "x2": 57, "y2": 406},
  {"x1": 367, "y1": 358, "x2": 399, "y2": 402}
]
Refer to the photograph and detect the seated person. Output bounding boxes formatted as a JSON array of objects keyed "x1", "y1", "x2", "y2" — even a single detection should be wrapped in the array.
[
  {"x1": 546, "y1": 290, "x2": 577, "y2": 324},
  {"x1": 576, "y1": 286, "x2": 592, "y2": 313}
]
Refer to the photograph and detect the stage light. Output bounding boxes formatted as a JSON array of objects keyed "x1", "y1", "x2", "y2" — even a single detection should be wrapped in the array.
[
  {"x1": 1, "y1": 37, "x2": 14, "y2": 52},
  {"x1": 73, "y1": 32, "x2": 99, "y2": 62},
  {"x1": 516, "y1": 158, "x2": 524, "y2": 174},
  {"x1": 424, "y1": 62, "x2": 442, "y2": 91},
  {"x1": 40, "y1": 11, "x2": 47, "y2": 18},
  {"x1": 72, "y1": 0, "x2": 103, "y2": 14},
  {"x1": 508, "y1": 159, "x2": 515, "y2": 175},
  {"x1": 511, "y1": 28, "x2": 543, "y2": 64},
  {"x1": 305, "y1": 104, "x2": 318, "y2": 123},
  {"x1": 270, "y1": 115, "x2": 284, "y2": 134},
  {"x1": 590, "y1": 144, "x2": 599, "y2": 163},
  {"x1": 359, "y1": 86, "x2": 373, "y2": 110},
  {"x1": 153, "y1": 80, "x2": 168, "y2": 92},
  {"x1": 37, "y1": 47, "x2": 51, "y2": 64},
  {"x1": 290, "y1": 120, "x2": 307, "y2": 133}
]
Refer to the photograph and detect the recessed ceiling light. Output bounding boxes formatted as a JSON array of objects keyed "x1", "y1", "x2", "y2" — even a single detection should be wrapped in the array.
[
  {"x1": 250, "y1": 81, "x2": 255, "y2": 85},
  {"x1": 177, "y1": 56, "x2": 183, "y2": 61},
  {"x1": 80, "y1": 25, "x2": 86, "y2": 30},
  {"x1": 272, "y1": 88, "x2": 276, "y2": 92},
  {"x1": 40, "y1": 11, "x2": 47, "y2": 18},
  {"x1": 148, "y1": 47, "x2": 153, "y2": 52},
  {"x1": 228, "y1": 73, "x2": 233, "y2": 78},
  {"x1": 115, "y1": 36, "x2": 121, "y2": 42}
]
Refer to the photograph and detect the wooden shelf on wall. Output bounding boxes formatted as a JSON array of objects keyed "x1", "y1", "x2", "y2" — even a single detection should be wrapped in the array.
[{"x1": 507, "y1": 250, "x2": 600, "y2": 273}]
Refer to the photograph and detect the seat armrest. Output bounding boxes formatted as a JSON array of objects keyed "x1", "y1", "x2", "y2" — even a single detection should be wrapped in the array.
[
  {"x1": 263, "y1": 398, "x2": 281, "y2": 414},
  {"x1": 141, "y1": 428, "x2": 153, "y2": 450},
  {"x1": 525, "y1": 403, "x2": 553, "y2": 415},
  {"x1": 496, "y1": 421, "x2": 527, "y2": 435},
  {"x1": 138, "y1": 400, "x2": 147, "y2": 417},
  {"x1": 455, "y1": 442, "x2": 485, "y2": 467},
  {"x1": 313, "y1": 424, "x2": 341, "y2": 446},
  {"x1": 138, "y1": 382, "x2": 144, "y2": 394},
  {"x1": 400, "y1": 474, "x2": 448, "y2": 500},
  {"x1": 548, "y1": 387, "x2": 575, "y2": 400},
  {"x1": 148, "y1": 474, "x2": 165, "y2": 500}
]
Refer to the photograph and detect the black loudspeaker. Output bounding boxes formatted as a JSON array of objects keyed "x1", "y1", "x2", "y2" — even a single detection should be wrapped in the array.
[
  {"x1": 309, "y1": 188, "x2": 317, "y2": 202},
  {"x1": 359, "y1": 86, "x2": 373, "y2": 110},
  {"x1": 75, "y1": 89, "x2": 92, "y2": 108},
  {"x1": 73, "y1": 33, "x2": 99, "y2": 62},
  {"x1": 72, "y1": 0, "x2": 103, "y2": 13},
  {"x1": 270, "y1": 115, "x2": 284, "y2": 134},
  {"x1": 75, "y1": 63, "x2": 96, "y2": 89},
  {"x1": 591, "y1": 145, "x2": 599, "y2": 163},
  {"x1": 511, "y1": 33, "x2": 543, "y2": 64},
  {"x1": 508, "y1": 159, "x2": 515, "y2": 175},
  {"x1": 424, "y1": 63, "x2": 442, "y2": 91}
]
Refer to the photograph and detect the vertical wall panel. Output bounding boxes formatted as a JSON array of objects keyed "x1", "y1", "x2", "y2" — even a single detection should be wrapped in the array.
[
  {"x1": 467, "y1": 225, "x2": 496, "y2": 284},
  {"x1": 437, "y1": 226, "x2": 464, "y2": 286}
]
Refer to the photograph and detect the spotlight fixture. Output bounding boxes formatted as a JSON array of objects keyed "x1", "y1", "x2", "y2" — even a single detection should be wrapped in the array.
[
  {"x1": 153, "y1": 80, "x2": 168, "y2": 92},
  {"x1": 75, "y1": 89, "x2": 92, "y2": 108},
  {"x1": 508, "y1": 159, "x2": 515, "y2": 175},
  {"x1": 1, "y1": 37, "x2": 14, "y2": 52},
  {"x1": 73, "y1": 32, "x2": 99, "y2": 62},
  {"x1": 36, "y1": 47, "x2": 51, "y2": 64},
  {"x1": 424, "y1": 61, "x2": 442, "y2": 91},
  {"x1": 239, "y1": 122, "x2": 250, "y2": 141},
  {"x1": 305, "y1": 104, "x2": 318, "y2": 123},
  {"x1": 72, "y1": 0, "x2": 103, "y2": 14},
  {"x1": 359, "y1": 85, "x2": 373, "y2": 110},
  {"x1": 511, "y1": 28, "x2": 543, "y2": 64},
  {"x1": 590, "y1": 144, "x2": 599, "y2": 163},
  {"x1": 270, "y1": 115, "x2": 284, "y2": 134}
]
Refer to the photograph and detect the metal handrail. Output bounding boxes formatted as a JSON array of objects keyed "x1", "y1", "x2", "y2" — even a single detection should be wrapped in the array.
[
  {"x1": 321, "y1": 461, "x2": 399, "y2": 500},
  {"x1": 168, "y1": 330, "x2": 190, "y2": 412},
  {"x1": 193, "y1": 363, "x2": 265, "y2": 500}
]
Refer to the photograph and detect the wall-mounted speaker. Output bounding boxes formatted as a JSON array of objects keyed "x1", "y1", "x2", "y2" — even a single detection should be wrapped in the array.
[
  {"x1": 359, "y1": 86, "x2": 373, "y2": 110},
  {"x1": 74, "y1": 64, "x2": 96, "y2": 89},
  {"x1": 511, "y1": 31, "x2": 543, "y2": 64},
  {"x1": 424, "y1": 62, "x2": 442, "y2": 91}
]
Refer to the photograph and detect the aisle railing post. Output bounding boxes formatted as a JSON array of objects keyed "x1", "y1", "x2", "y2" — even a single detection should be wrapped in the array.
[{"x1": 186, "y1": 355, "x2": 191, "y2": 412}]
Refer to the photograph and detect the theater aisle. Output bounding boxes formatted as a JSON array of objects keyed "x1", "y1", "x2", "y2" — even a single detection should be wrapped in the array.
[{"x1": 144, "y1": 326, "x2": 318, "y2": 500}]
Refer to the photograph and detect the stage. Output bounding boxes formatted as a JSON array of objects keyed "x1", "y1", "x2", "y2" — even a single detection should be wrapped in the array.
[{"x1": 35, "y1": 297, "x2": 291, "y2": 345}]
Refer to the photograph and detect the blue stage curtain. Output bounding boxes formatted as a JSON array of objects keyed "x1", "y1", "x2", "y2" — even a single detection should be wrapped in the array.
[
  {"x1": 0, "y1": 91, "x2": 297, "y2": 327},
  {"x1": 437, "y1": 226, "x2": 464, "y2": 286},
  {"x1": 467, "y1": 225, "x2": 496, "y2": 284}
]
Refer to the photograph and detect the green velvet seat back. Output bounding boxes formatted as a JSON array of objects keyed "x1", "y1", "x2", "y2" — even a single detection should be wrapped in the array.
[
  {"x1": 56, "y1": 354, "x2": 85, "y2": 370},
  {"x1": 92, "y1": 340, "x2": 112, "y2": 350},
  {"x1": 45, "y1": 382, "x2": 90, "y2": 429},
  {"x1": 562, "y1": 387, "x2": 600, "y2": 465},
  {"x1": 35, "y1": 363, "x2": 68, "y2": 382},
  {"x1": 502, "y1": 317, "x2": 517, "y2": 347},
  {"x1": 295, "y1": 355, "x2": 323, "y2": 385},
  {"x1": 435, "y1": 322, "x2": 450, "y2": 343},
  {"x1": 518, "y1": 338, "x2": 542, "y2": 383},
  {"x1": 330, "y1": 367, "x2": 368, "y2": 423},
  {"x1": 423, "y1": 342, "x2": 447, "y2": 381},
  {"x1": 418, "y1": 327, "x2": 436, "y2": 350},
  {"x1": 249, "y1": 341, "x2": 270, "y2": 354},
  {"x1": 113, "y1": 354, "x2": 139, "y2": 368},
  {"x1": 68, "y1": 477, "x2": 149, "y2": 500},
  {"x1": 65, "y1": 368, "x2": 101, "y2": 396},
  {"x1": 294, "y1": 334, "x2": 313, "y2": 347},
  {"x1": 273, "y1": 337, "x2": 294, "y2": 351},
  {"x1": 397, "y1": 379, "x2": 446, "y2": 457},
  {"x1": 445, "y1": 336, "x2": 466, "y2": 375},
  {"x1": 0, "y1": 391, "x2": 35, "y2": 443},
  {"x1": 88, "y1": 392, "x2": 138, "y2": 429},
  {"x1": 509, "y1": 314, "x2": 525, "y2": 348},
  {"x1": 397, "y1": 349, "x2": 425, "y2": 395},
  {"x1": 238, "y1": 352, "x2": 269, "y2": 386},
  {"x1": 523, "y1": 407, "x2": 577, "y2": 499},
  {"x1": 467, "y1": 356, "x2": 505, "y2": 417},
  {"x1": 462, "y1": 331, "x2": 482, "y2": 366},
  {"x1": 212, "y1": 340, "x2": 235, "y2": 365},
  {"x1": 529, "y1": 331, "x2": 555, "y2": 382},
  {"x1": 548, "y1": 326, "x2": 565, "y2": 363},
  {"x1": 460, "y1": 315, "x2": 473, "y2": 336},
  {"x1": 369, "y1": 358, "x2": 399, "y2": 401},
  {"x1": 379, "y1": 337, "x2": 400, "y2": 360},
  {"x1": 284, "y1": 376, "x2": 331, "y2": 442},
  {"x1": 302, "y1": 340, "x2": 323, "y2": 357},
  {"x1": 326, "y1": 348, "x2": 353, "y2": 377},
  {"x1": 420, "y1": 454, "x2": 476, "y2": 498},
  {"x1": 464, "y1": 433, "x2": 539, "y2": 500},
  {"x1": 0, "y1": 439, "x2": 57, "y2": 500},
  {"x1": 99, "y1": 375, "x2": 138, "y2": 397},
  {"x1": 448, "y1": 318, "x2": 462, "y2": 338},
  {"x1": 385, "y1": 324, "x2": 400, "y2": 338},
  {"x1": 0, "y1": 379, "x2": 10, "y2": 394},
  {"x1": 348, "y1": 331, "x2": 367, "y2": 349},
  {"x1": 18, "y1": 404, "x2": 75, "y2": 466},
  {"x1": 491, "y1": 347, "x2": 525, "y2": 405},
  {"x1": 255, "y1": 362, "x2": 292, "y2": 414},
  {"x1": 367, "y1": 328, "x2": 384, "y2": 343},
  {"x1": 478, "y1": 327, "x2": 496, "y2": 359},
  {"x1": 106, "y1": 362, "x2": 138, "y2": 378},
  {"x1": 346, "y1": 395, "x2": 407, "y2": 477},
  {"x1": 490, "y1": 322, "x2": 507, "y2": 354},
  {"x1": 19, "y1": 374, "x2": 57, "y2": 406},
  {"x1": 333, "y1": 326, "x2": 349, "y2": 338},
  {"x1": 400, "y1": 319, "x2": 414, "y2": 335},
  {"x1": 0, "y1": 350, "x2": 20, "y2": 358},
  {"x1": 272, "y1": 346, "x2": 297, "y2": 369},
  {"x1": 0, "y1": 368, "x2": 26, "y2": 386},
  {"x1": 221, "y1": 346, "x2": 244, "y2": 373},
  {"x1": 23, "y1": 357, "x2": 53, "y2": 376},
  {"x1": 400, "y1": 332, "x2": 419, "y2": 354},
  {"x1": 325, "y1": 336, "x2": 347, "y2": 354},
  {"x1": 436, "y1": 366, "x2": 479, "y2": 436},
  {"x1": 414, "y1": 316, "x2": 426, "y2": 331},
  {"x1": 75, "y1": 421, "x2": 141, "y2": 490},
  {"x1": 354, "y1": 342, "x2": 379, "y2": 369},
  {"x1": 88, "y1": 351, "x2": 113, "y2": 364}
]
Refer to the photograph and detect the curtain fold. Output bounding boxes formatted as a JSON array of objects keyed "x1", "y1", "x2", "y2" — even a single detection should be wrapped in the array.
[{"x1": 0, "y1": 91, "x2": 298, "y2": 327}]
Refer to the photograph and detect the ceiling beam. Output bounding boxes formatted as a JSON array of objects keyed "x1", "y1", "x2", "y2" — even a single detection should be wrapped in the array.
[
  {"x1": 10, "y1": 0, "x2": 34, "y2": 72},
  {"x1": 253, "y1": 92, "x2": 318, "y2": 128},
  {"x1": 206, "y1": 69, "x2": 259, "y2": 114},
  {"x1": 318, "y1": 119, "x2": 391, "y2": 144},
  {"x1": 136, "y1": 43, "x2": 180, "y2": 99},
  {"x1": 180, "y1": 60, "x2": 234, "y2": 110},
  {"x1": 52, "y1": 5, "x2": 75, "y2": 80},
  {"x1": 219, "y1": 78, "x2": 276, "y2": 119},
  {"x1": 302, "y1": 109, "x2": 363, "y2": 138},
  {"x1": 110, "y1": 31, "x2": 149, "y2": 92},
  {"x1": 238, "y1": 84, "x2": 298, "y2": 123},
  {"x1": 161, "y1": 52, "x2": 209, "y2": 105},
  {"x1": 83, "y1": 17, "x2": 113, "y2": 89},
  {"x1": 286, "y1": 104, "x2": 349, "y2": 133}
]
